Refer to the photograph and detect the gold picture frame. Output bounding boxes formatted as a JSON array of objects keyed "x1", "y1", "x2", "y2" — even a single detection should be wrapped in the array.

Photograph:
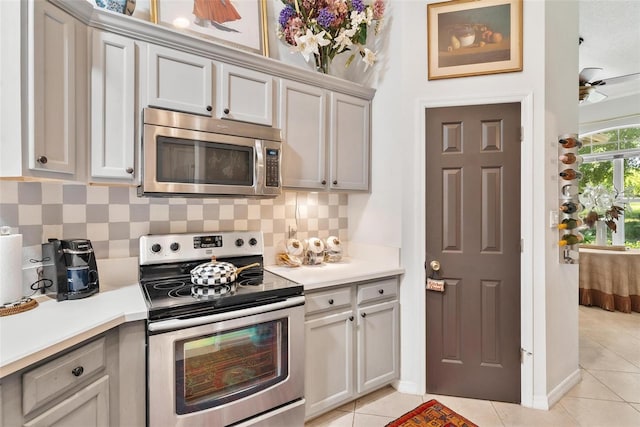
[
  {"x1": 150, "y1": 0, "x2": 269, "y2": 56},
  {"x1": 427, "y1": 0, "x2": 522, "y2": 80}
]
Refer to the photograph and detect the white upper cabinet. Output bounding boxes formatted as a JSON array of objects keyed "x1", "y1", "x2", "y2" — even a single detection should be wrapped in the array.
[
  {"x1": 30, "y1": 0, "x2": 79, "y2": 176},
  {"x1": 90, "y1": 29, "x2": 136, "y2": 181},
  {"x1": 329, "y1": 93, "x2": 370, "y2": 191},
  {"x1": 217, "y1": 63, "x2": 274, "y2": 126},
  {"x1": 146, "y1": 44, "x2": 213, "y2": 116},
  {"x1": 279, "y1": 80, "x2": 327, "y2": 190}
]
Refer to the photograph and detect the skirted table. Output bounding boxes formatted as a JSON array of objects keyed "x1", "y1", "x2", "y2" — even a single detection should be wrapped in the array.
[{"x1": 579, "y1": 247, "x2": 640, "y2": 313}]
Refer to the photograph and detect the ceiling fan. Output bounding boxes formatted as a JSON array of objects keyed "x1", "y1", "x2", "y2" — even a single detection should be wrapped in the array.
[{"x1": 579, "y1": 67, "x2": 640, "y2": 103}]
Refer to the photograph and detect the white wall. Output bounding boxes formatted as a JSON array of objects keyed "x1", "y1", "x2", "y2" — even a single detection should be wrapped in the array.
[{"x1": 542, "y1": 0, "x2": 581, "y2": 407}]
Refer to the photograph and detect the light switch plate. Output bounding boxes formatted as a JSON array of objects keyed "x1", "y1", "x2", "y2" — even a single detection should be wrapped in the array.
[{"x1": 550, "y1": 210, "x2": 559, "y2": 228}]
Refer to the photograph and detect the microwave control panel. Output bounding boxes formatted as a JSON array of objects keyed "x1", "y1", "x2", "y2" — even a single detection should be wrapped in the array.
[{"x1": 265, "y1": 148, "x2": 280, "y2": 187}]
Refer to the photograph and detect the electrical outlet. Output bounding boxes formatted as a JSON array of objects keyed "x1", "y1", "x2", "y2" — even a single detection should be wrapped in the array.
[{"x1": 288, "y1": 225, "x2": 297, "y2": 238}]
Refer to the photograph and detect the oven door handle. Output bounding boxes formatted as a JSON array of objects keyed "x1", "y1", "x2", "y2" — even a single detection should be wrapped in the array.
[{"x1": 148, "y1": 295, "x2": 305, "y2": 333}]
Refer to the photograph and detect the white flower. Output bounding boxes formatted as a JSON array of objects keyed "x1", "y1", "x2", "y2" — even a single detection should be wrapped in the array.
[
  {"x1": 294, "y1": 29, "x2": 331, "y2": 62},
  {"x1": 334, "y1": 28, "x2": 357, "y2": 53},
  {"x1": 361, "y1": 48, "x2": 376, "y2": 70},
  {"x1": 365, "y1": 7, "x2": 374, "y2": 25},
  {"x1": 350, "y1": 10, "x2": 366, "y2": 27}
]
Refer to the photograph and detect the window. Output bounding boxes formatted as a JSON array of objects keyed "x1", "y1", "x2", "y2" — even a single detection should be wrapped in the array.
[{"x1": 579, "y1": 127, "x2": 640, "y2": 248}]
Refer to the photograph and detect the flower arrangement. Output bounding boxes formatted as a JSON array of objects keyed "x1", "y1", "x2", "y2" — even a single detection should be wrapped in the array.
[
  {"x1": 277, "y1": 0, "x2": 386, "y2": 74},
  {"x1": 579, "y1": 185, "x2": 625, "y2": 232}
]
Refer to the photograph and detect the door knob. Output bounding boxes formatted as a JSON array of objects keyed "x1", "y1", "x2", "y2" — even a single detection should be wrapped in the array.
[{"x1": 430, "y1": 260, "x2": 441, "y2": 271}]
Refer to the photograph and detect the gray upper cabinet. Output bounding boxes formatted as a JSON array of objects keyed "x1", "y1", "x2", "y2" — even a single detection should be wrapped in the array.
[
  {"x1": 281, "y1": 80, "x2": 371, "y2": 192},
  {"x1": 217, "y1": 63, "x2": 274, "y2": 126},
  {"x1": 329, "y1": 93, "x2": 370, "y2": 191},
  {"x1": 90, "y1": 29, "x2": 136, "y2": 182},
  {"x1": 32, "y1": 0, "x2": 77, "y2": 176},
  {"x1": 1, "y1": 0, "x2": 86, "y2": 180},
  {"x1": 280, "y1": 79, "x2": 327, "y2": 190},
  {"x1": 146, "y1": 44, "x2": 214, "y2": 116}
]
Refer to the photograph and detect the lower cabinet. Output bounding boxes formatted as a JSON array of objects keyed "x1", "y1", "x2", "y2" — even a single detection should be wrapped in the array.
[
  {"x1": 0, "y1": 321, "x2": 145, "y2": 427},
  {"x1": 23, "y1": 376, "x2": 109, "y2": 427},
  {"x1": 304, "y1": 277, "x2": 400, "y2": 421}
]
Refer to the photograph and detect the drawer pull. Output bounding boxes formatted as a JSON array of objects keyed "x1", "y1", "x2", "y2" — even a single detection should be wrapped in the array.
[
  {"x1": 71, "y1": 366, "x2": 84, "y2": 377},
  {"x1": 349, "y1": 316, "x2": 354, "y2": 321},
  {"x1": 361, "y1": 312, "x2": 367, "y2": 318},
  {"x1": 328, "y1": 299, "x2": 334, "y2": 305},
  {"x1": 378, "y1": 289, "x2": 384, "y2": 294}
]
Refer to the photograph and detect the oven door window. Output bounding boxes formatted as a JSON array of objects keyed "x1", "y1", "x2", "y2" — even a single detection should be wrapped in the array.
[
  {"x1": 156, "y1": 136, "x2": 254, "y2": 186},
  {"x1": 175, "y1": 318, "x2": 288, "y2": 415}
]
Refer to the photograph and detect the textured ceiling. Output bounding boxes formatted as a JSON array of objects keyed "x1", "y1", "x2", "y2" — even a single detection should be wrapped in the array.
[{"x1": 579, "y1": 0, "x2": 640, "y2": 100}]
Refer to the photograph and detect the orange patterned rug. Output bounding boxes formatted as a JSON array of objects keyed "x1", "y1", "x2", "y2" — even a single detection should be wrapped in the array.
[{"x1": 385, "y1": 399, "x2": 478, "y2": 427}]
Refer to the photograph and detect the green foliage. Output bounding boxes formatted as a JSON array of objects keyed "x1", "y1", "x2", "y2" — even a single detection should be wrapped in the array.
[{"x1": 578, "y1": 127, "x2": 640, "y2": 247}]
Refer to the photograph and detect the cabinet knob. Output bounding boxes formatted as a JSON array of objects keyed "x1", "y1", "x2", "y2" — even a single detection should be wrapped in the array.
[
  {"x1": 71, "y1": 366, "x2": 84, "y2": 377},
  {"x1": 223, "y1": 108, "x2": 230, "y2": 115},
  {"x1": 37, "y1": 156, "x2": 48, "y2": 164},
  {"x1": 361, "y1": 312, "x2": 367, "y2": 318},
  {"x1": 321, "y1": 180, "x2": 327, "y2": 185},
  {"x1": 349, "y1": 316, "x2": 354, "y2": 322},
  {"x1": 126, "y1": 167, "x2": 134, "y2": 174},
  {"x1": 328, "y1": 299, "x2": 334, "y2": 305},
  {"x1": 333, "y1": 180, "x2": 338, "y2": 185},
  {"x1": 378, "y1": 289, "x2": 384, "y2": 294},
  {"x1": 206, "y1": 105, "x2": 212, "y2": 112}
]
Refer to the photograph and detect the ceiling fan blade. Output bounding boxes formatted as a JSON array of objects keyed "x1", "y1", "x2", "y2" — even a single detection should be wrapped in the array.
[
  {"x1": 579, "y1": 67, "x2": 603, "y2": 84},
  {"x1": 587, "y1": 90, "x2": 608, "y2": 103},
  {"x1": 601, "y1": 72, "x2": 640, "y2": 85}
]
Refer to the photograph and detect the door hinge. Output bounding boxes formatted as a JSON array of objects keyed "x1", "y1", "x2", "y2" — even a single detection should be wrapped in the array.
[
  {"x1": 520, "y1": 238, "x2": 524, "y2": 253},
  {"x1": 520, "y1": 347, "x2": 532, "y2": 363},
  {"x1": 520, "y1": 126, "x2": 524, "y2": 141}
]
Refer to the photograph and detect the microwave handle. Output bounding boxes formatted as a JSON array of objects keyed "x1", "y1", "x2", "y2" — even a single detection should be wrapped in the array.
[
  {"x1": 148, "y1": 295, "x2": 305, "y2": 332},
  {"x1": 255, "y1": 139, "x2": 264, "y2": 189}
]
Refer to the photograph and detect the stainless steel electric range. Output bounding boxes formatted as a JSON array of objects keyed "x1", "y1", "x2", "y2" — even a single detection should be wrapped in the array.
[{"x1": 139, "y1": 231, "x2": 305, "y2": 427}]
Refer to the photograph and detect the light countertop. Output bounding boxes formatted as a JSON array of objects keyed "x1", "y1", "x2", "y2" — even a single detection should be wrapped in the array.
[
  {"x1": 265, "y1": 242, "x2": 404, "y2": 290},
  {"x1": 0, "y1": 284, "x2": 147, "y2": 378},
  {"x1": 266, "y1": 258, "x2": 404, "y2": 290},
  {"x1": 0, "y1": 257, "x2": 147, "y2": 379}
]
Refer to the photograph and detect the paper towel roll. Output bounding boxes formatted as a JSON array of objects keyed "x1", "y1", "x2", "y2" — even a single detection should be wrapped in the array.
[{"x1": 0, "y1": 231, "x2": 23, "y2": 304}]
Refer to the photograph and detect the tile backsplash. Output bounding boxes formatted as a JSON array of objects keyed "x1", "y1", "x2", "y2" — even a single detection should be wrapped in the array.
[{"x1": 0, "y1": 181, "x2": 348, "y2": 260}]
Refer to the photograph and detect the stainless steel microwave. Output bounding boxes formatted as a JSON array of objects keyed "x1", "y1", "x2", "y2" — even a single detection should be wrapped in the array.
[{"x1": 139, "y1": 108, "x2": 282, "y2": 198}]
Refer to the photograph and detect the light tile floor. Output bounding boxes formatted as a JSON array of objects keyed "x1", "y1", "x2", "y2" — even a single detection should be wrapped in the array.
[{"x1": 305, "y1": 306, "x2": 640, "y2": 427}]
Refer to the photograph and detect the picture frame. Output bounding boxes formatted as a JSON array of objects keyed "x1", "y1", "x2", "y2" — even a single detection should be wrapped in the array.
[
  {"x1": 427, "y1": 0, "x2": 522, "y2": 80},
  {"x1": 150, "y1": 0, "x2": 269, "y2": 56}
]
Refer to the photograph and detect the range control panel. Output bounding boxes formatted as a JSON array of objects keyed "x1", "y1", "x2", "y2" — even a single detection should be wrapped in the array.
[{"x1": 139, "y1": 231, "x2": 263, "y2": 265}]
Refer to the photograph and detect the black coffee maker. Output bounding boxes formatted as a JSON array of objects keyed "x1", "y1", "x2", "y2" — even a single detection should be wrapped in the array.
[{"x1": 42, "y1": 239, "x2": 100, "y2": 301}]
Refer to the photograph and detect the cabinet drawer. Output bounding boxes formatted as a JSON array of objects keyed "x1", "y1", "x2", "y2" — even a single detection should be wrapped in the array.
[
  {"x1": 306, "y1": 287, "x2": 351, "y2": 315},
  {"x1": 23, "y1": 337, "x2": 106, "y2": 415},
  {"x1": 357, "y1": 278, "x2": 398, "y2": 305}
]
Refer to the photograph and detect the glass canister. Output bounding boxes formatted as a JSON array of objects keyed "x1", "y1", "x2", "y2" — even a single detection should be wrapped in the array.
[
  {"x1": 304, "y1": 238, "x2": 325, "y2": 265},
  {"x1": 324, "y1": 236, "x2": 343, "y2": 262}
]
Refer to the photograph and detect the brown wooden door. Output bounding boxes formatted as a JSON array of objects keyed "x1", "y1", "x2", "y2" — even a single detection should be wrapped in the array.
[{"x1": 425, "y1": 103, "x2": 521, "y2": 403}]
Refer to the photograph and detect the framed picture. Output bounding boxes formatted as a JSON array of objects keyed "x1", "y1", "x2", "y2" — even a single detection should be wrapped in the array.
[
  {"x1": 427, "y1": 0, "x2": 522, "y2": 80},
  {"x1": 150, "y1": 0, "x2": 269, "y2": 56}
]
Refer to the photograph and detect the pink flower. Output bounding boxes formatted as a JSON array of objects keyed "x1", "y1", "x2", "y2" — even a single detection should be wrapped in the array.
[{"x1": 373, "y1": 0, "x2": 385, "y2": 19}]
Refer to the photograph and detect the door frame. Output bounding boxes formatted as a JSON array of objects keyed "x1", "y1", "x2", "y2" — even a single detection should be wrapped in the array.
[{"x1": 417, "y1": 93, "x2": 534, "y2": 407}]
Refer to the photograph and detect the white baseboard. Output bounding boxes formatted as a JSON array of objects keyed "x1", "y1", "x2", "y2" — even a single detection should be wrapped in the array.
[
  {"x1": 393, "y1": 379, "x2": 422, "y2": 395},
  {"x1": 547, "y1": 368, "x2": 581, "y2": 408}
]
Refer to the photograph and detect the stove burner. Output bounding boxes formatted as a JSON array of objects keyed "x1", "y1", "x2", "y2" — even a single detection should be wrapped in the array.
[
  {"x1": 152, "y1": 280, "x2": 187, "y2": 291},
  {"x1": 191, "y1": 283, "x2": 236, "y2": 298},
  {"x1": 170, "y1": 286, "x2": 193, "y2": 298}
]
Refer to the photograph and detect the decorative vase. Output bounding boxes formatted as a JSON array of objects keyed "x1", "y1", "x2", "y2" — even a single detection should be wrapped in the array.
[
  {"x1": 595, "y1": 220, "x2": 607, "y2": 245},
  {"x1": 314, "y1": 48, "x2": 330, "y2": 74}
]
